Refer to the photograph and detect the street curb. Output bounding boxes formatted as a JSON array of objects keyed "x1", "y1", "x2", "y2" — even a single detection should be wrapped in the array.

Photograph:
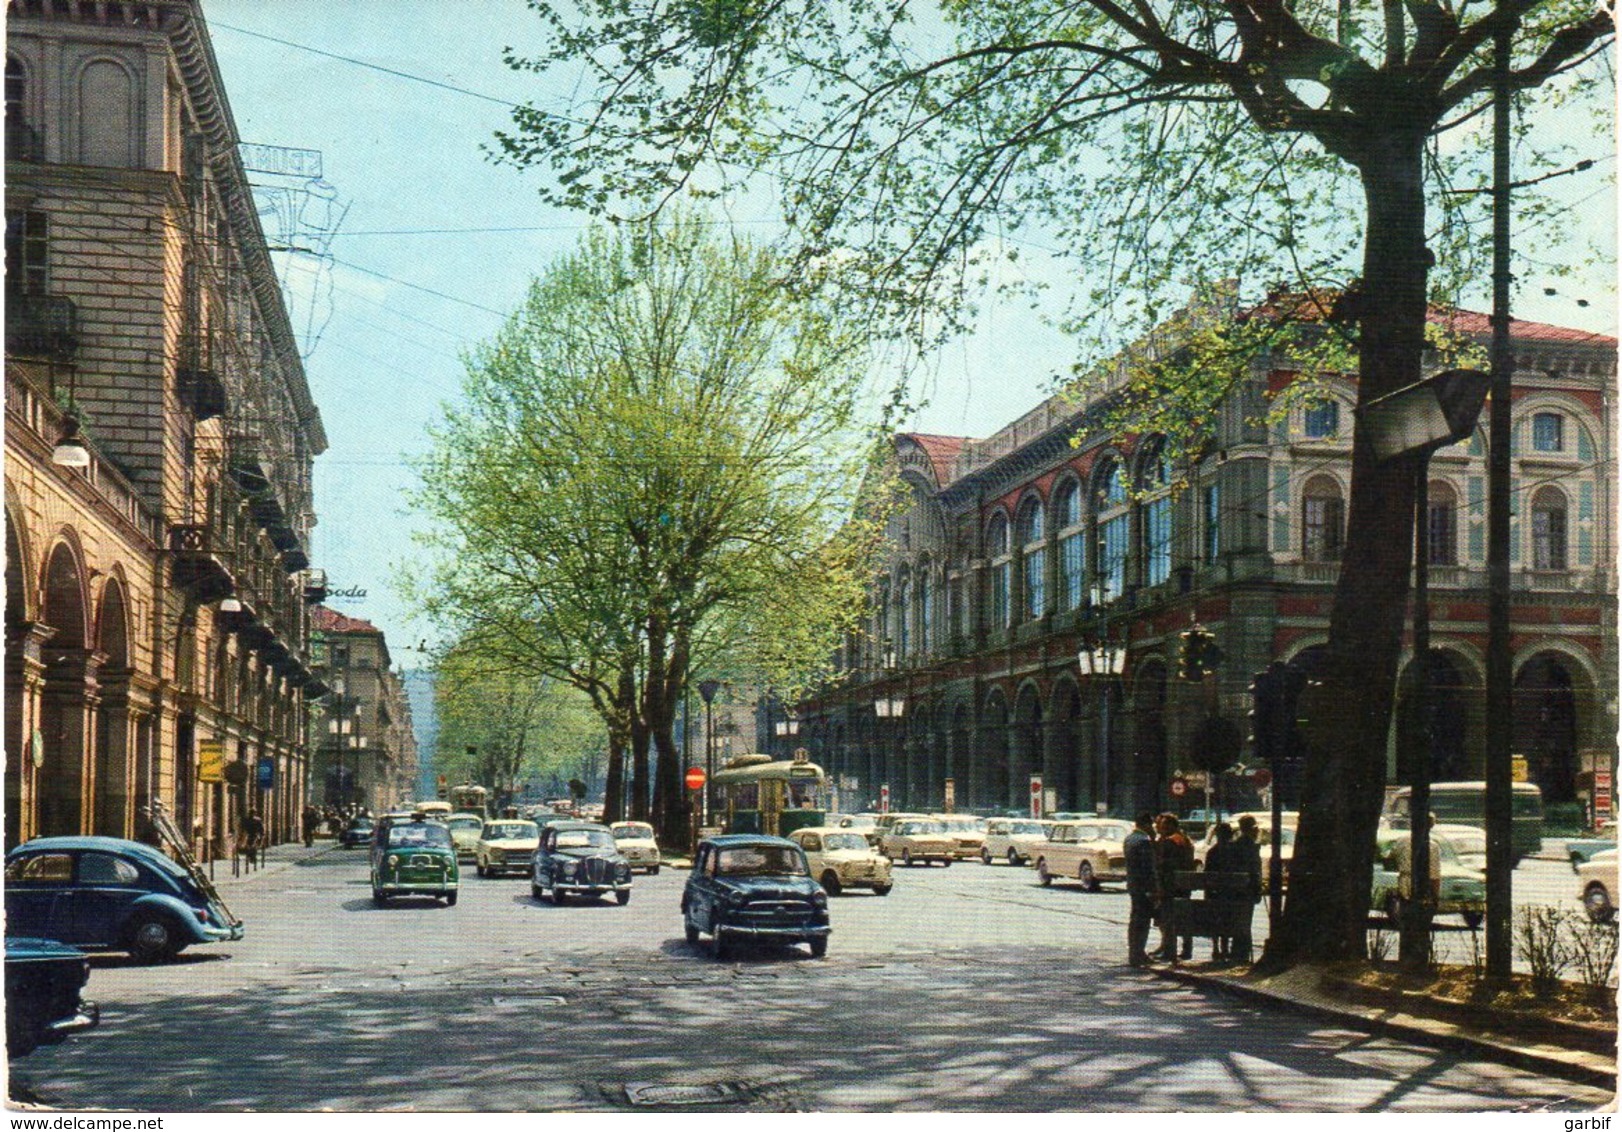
[
  {"x1": 1148, "y1": 965, "x2": 1618, "y2": 1090},
  {"x1": 210, "y1": 843, "x2": 343, "y2": 886}
]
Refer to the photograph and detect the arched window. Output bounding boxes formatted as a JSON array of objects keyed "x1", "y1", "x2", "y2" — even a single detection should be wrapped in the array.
[
  {"x1": 1531, "y1": 411, "x2": 1565, "y2": 454},
  {"x1": 1094, "y1": 456, "x2": 1128, "y2": 600},
  {"x1": 1531, "y1": 487, "x2": 1568, "y2": 570},
  {"x1": 914, "y1": 558, "x2": 933, "y2": 653},
  {"x1": 894, "y1": 567, "x2": 911, "y2": 656},
  {"x1": 1054, "y1": 477, "x2": 1086, "y2": 611},
  {"x1": 1137, "y1": 440, "x2": 1173, "y2": 586},
  {"x1": 1427, "y1": 481, "x2": 1458, "y2": 566},
  {"x1": 1304, "y1": 399, "x2": 1341, "y2": 439},
  {"x1": 1301, "y1": 475, "x2": 1344, "y2": 562},
  {"x1": 1017, "y1": 495, "x2": 1046, "y2": 620},
  {"x1": 987, "y1": 511, "x2": 1011, "y2": 629}
]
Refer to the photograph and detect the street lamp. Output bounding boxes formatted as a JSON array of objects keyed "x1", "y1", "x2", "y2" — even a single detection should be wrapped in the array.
[
  {"x1": 1359, "y1": 366, "x2": 1488, "y2": 966},
  {"x1": 698, "y1": 679, "x2": 721, "y2": 826},
  {"x1": 1079, "y1": 584, "x2": 1127, "y2": 816},
  {"x1": 873, "y1": 694, "x2": 905, "y2": 809}
]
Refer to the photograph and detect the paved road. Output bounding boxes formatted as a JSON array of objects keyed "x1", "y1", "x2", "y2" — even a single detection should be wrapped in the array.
[{"x1": 10, "y1": 849, "x2": 1611, "y2": 1112}]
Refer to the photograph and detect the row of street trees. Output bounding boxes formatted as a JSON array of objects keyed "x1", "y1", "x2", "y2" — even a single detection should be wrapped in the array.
[
  {"x1": 492, "y1": 0, "x2": 1612, "y2": 965},
  {"x1": 411, "y1": 214, "x2": 891, "y2": 842}
]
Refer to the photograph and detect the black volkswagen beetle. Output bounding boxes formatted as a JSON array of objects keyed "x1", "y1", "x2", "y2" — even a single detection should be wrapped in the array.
[
  {"x1": 682, "y1": 834, "x2": 830, "y2": 960},
  {"x1": 530, "y1": 821, "x2": 633, "y2": 905}
]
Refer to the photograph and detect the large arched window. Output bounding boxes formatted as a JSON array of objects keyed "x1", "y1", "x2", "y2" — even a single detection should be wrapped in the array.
[
  {"x1": 1531, "y1": 487, "x2": 1568, "y2": 570},
  {"x1": 1301, "y1": 475, "x2": 1345, "y2": 562},
  {"x1": 894, "y1": 566, "x2": 911, "y2": 657},
  {"x1": 1137, "y1": 440, "x2": 1173, "y2": 587},
  {"x1": 914, "y1": 557, "x2": 933, "y2": 653},
  {"x1": 987, "y1": 511, "x2": 1011, "y2": 629},
  {"x1": 1054, "y1": 477, "x2": 1086, "y2": 611},
  {"x1": 1093, "y1": 456, "x2": 1129, "y2": 600},
  {"x1": 1017, "y1": 494, "x2": 1046, "y2": 620},
  {"x1": 1427, "y1": 481, "x2": 1458, "y2": 566}
]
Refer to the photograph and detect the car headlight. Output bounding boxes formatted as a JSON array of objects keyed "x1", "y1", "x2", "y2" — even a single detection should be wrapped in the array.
[
  {"x1": 812, "y1": 891, "x2": 828, "y2": 908},
  {"x1": 616, "y1": 865, "x2": 630, "y2": 880},
  {"x1": 561, "y1": 861, "x2": 578, "y2": 878}
]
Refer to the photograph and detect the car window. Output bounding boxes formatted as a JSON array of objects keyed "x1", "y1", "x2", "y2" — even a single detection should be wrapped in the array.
[
  {"x1": 78, "y1": 852, "x2": 140, "y2": 885},
  {"x1": 484, "y1": 823, "x2": 536, "y2": 840},
  {"x1": 556, "y1": 830, "x2": 615, "y2": 850},
  {"x1": 6, "y1": 853, "x2": 72, "y2": 882},
  {"x1": 388, "y1": 823, "x2": 453, "y2": 848},
  {"x1": 613, "y1": 823, "x2": 655, "y2": 840},
  {"x1": 800, "y1": 835, "x2": 821, "y2": 851},
  {"x1": 822, "y1": 833, "x2": 867, "y2": 852},
  {"x1": 1009, "y1": 821, "x2": 1042, "y2": 835},
  {"x1": 715, "y1": 846, "x2": 808, "y2": 877}
]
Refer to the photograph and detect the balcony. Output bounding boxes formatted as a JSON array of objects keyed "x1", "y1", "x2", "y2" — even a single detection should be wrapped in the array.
[
  {"x1": 168, "y1": 524, "x2": 235, "y2": 604},
  {"x1": 6, "y1": 293, "x2": 78, "y2": 361},
  {"x1": 179, "y1": 367, "x2": 228, "y2": 422}
]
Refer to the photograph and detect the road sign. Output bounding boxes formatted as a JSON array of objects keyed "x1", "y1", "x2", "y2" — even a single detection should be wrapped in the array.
[
  {"x1": 197, "y1": 741, "x2": 224, "y2": 783},
  {"x1": 880, "y1": 784, "x2": 890, "y2": 814},
  {"x1": 256, "y1": 756, "x2": 275, "y2": 790},
  {"x1": 1170, "y1": 776, "x2": 1188, "y2": 797},
  {"x1": 685, "y1": 767, "x2": 706, "y2": 791},
  {"x1": 1029, "y1": 775, "x2": 1043, "y2": 819}
]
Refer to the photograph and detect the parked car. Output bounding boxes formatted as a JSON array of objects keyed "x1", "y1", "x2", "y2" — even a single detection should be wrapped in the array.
[
  {"x1": 682, "y1": 835, "x2": 830, "y2": 960},
  {"x1": 880, "y1": 819, "x2": 955, "y2": 867},
  {"x1": 1383, "y1": 781, "x2": 1544, "y2": 862},
  {"x1": 446, "y1": 813, "x2": 486, "y2": 860},
  {"x1": 5, "y1": 937, "x2": 98, "y2": 1058},
  {"x1": 475, "y1": 819, "x2": 540, "y2": 877},
  {"x1": 1071, "y1": 818, "x2": 1135, "y2": 883},
  {"x1": 1577, "y1": 848, "x2": 1616, "y2": 923},
  {"x1": 610, "y1": 821, "x2": 662, "y2": 874},
  {"x1": 338, "y1": 816, "x2": 375, "y2": 849},
  {"x1": 1197, "y1": 811, "x2": 1298, "y2": 890},
  {"x1": 4, "y1": 837, "x2": 244, "y2": 963},
  {"x1": 836, "y1": 813, "x2": 883, "y2": 847},
  {"x1": 530, "y1": 822, "x2": 633, "y2": 905},
  {"x1": 371, "y1": 819, "x2": 459, "y2": 906},
  {"x1": 1566, "y1": 823, "x2": 1618, "y2": 868},
  {"x1": 1032, "y1": 822, "x2": 1112, "y2": 890},
  {"x1": 933, "y1": 815, "x2": 987, "y2": 860},
  {"x1": 872, "y1": 812, "x2": 927, "y2": 843},
  {"x1": 981, "y1": 818, "x2": 1049, "y2": 865},
  {"x1": 1372, "y1": 827, "x2": 1485, "y2": 927},
  {"x1": 789, "y1": 827, "x2": 893, "y2": 896},
  {"x1": 1431, "y1": 823, "x2": 1486, "y2": 873}
]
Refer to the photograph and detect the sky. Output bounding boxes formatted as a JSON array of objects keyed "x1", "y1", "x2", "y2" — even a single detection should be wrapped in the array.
[{"x1": 201, "y1": 0, "x2": 1617, "y2": 663}]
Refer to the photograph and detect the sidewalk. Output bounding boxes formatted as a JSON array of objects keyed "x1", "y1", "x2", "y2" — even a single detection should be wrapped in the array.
[
  {"x1": 200, "y1": 838, "x2": 341, "y2": 887},
  {"x1": 1148, "y1": 956, "x2": 1617, "y2": 1090}
]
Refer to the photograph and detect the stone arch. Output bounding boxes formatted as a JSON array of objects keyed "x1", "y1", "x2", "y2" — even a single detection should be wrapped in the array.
[
  {"x1": 39, "y1": 537, "x2": 94, "y2": 835},
  {"x1": 1395, "y1": 647, "x2": 1476, "y2": 785},
  {"x1": 93, "y1": 576, "x2": 133, "y2": 837},
  {"x1": 1130, "y1": 659, "x2": 1169, "y2": 815},
  {"x1": 1047, "y1": 677, "x2": 1085, "y2": 812},
  {"x1": 1011, "y1": 680, "x2": 1044, "y2": 813},
  {"x1": 6, "y1": 500, "x2": 36, "y2": 628},
  {"x1": 1513, "y1": 651, "x2": 1599, "y2": 807},
  {"x1": 41, "y1": 535, "x2": 89, "y2": 649}
]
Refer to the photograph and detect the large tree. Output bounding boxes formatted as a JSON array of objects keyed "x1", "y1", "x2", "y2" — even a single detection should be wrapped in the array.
[
  {"x1": 412, "y1": 213, "x2": 888, "y2": 842},
  {"x1": 493, "y1": 0, "x2": 1611, "y2": 962}
]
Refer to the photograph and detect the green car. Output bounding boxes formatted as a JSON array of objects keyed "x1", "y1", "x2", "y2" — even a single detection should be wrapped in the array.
[{"x1": 372, "y1": 820, "x2": 459, "y2": 906}]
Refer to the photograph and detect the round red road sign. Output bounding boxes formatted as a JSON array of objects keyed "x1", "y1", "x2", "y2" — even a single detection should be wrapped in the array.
[
  {"x1": 1250, "y1": 767, "x2": 1273, "y2": 789},
  {"x1": 1169, "y1": 777, "x2": 1187, "y2": 797},
  {"x1": 685, "y1": 767, "x2": 706, "y2": 791}
]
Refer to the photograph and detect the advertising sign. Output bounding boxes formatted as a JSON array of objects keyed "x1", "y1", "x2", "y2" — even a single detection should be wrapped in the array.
[
  {"x1": 197, "y1": 740, "x2": 224, "y2": 783},
  {"x1": 880, "y1": 784, "x2": 890, "y2": 815},
  {"x1": 256, "y1": 756, "x2": 276, "y2": 791},
  {"x1": 1029, "y1": 775, "x2": 1043, "y2": 819}
]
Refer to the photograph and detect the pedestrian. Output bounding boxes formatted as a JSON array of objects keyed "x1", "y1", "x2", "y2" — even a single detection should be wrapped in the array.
[
  {"x1": 240, "y1": 808, "x2": 265, "y2": 868},
  {"x1": 302, "y1": 803, "x2": 319, "y2": 848},
  {"x1": 1152, "y1": 813, "x2": 1196, "y2": 961},
  {"x1": 1124, "y1": 811, "x2": 1159, "y2": 967},
  {"x1": 1232, "y1": 815, "x2": 1264, "y2": 962},
  {"x1": 1202, "y1": 821, "x2": 1245, "y2": 961}
]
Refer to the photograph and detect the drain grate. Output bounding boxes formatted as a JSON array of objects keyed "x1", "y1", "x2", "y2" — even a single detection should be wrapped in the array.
[{"x1": 624, "y1": 1082, "x2": 742, "y2": 1107}]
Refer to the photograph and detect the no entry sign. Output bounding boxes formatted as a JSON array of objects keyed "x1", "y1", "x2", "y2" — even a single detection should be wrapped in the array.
[{"x1": 685, "y1": 767, "x2": 706, "y2": 791}]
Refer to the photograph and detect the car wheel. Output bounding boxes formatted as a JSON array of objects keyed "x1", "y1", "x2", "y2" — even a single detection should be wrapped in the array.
[
  {"x1": 373, "y1": 890, "x2": 389, "y2": 908},
  {"x1": 531, "y1": 881, "x2": 545, "y2": 902},
  {"x1": 941, "y1": 856, "x2": 952, "y2": 867},
  {"x1": 1036, "y1": 859, "x2": 1053, "y2": 887},
  {"x1": 872, "y1": 884, "x2": 892, "y2": 896},
  {"x1": 444, "y1": 891, "x2": 459, "y2": 907},
  {"x1": 685, "y1": 916, "x2": 701, "y2": 944},
  {"x1": 821, "y1": 871, "x2": 842, "y2": 897},
  {"x1": 902, "y1": 849, "x2": 914, "y2": 867},
  {"x1": 650, "y1": 865, "x2": 661, "y2": 876},
  {"x1": 1078, "y1": 860, "x2": 1098, "y2": 892},
  {"x1": 616, "y1": 889, "x2": 631, "y2": 906},
  {"x1": 711, "y1": 924, "x2": 731, "y2": 961},
  {"x1": 981, "y1": 848, "x2": 993, "y2": 865},
  {"x1": 126, "y1": 913, "x2": 182, "y2": 964},
  {"x1": 808, "y1": 936, "x2": 828, "y2": 959},
  {"x1": 1007, "y1": 849, "x2": 1020, "y2": 866},
  {"x1": 1586, "y1": 883, "x2": 1615, "y2": 924}
]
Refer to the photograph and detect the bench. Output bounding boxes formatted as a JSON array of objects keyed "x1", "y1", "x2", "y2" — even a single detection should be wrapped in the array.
[{"x1": 1169, "y1": 870, "x2": 1256, "y2": 961}]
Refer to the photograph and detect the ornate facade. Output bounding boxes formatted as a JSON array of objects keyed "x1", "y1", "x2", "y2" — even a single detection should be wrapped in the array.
[
  {"x1": 5, "y1": 0, "x2": 326, "y2": 855},
  {"x1": 308, "y1": 608, "x2": 419, "y2": 815},
  {"x1": 802, "y1": 306, "x2": 1617, "y2": 824}
]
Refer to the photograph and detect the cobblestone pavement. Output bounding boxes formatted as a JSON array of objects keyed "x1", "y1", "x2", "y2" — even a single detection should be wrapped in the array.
[{"x1": 9, "y1": 848, "x2": 1612, "y2": 1112}]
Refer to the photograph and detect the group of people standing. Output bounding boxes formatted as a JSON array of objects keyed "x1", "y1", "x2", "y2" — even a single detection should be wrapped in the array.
[{"x1": 1124, "y1": 811, "x2": 1264, "y2": 967}]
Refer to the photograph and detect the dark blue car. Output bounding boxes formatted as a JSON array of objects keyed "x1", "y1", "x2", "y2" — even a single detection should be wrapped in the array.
[
  {"x1": 5, "y1": 937, "x2": 98, "y2": 1056},
  {"x1": 681, "y1": 834, "x2": 830, "y2": 960},
  {"x1": 4, "y1": 837, "x2": 244, "y2": 964}
]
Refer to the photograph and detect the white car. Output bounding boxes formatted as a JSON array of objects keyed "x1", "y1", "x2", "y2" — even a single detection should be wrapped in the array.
[
  {"x1": 446, "y1": 812, "x2": 486, "y2": 861},
  {"x1": 981, "y1": 818, "x2": 1049, "y2": 865},
  {"x1": 790, "y1": 827, "x2": 893, "y2": 896},
  {"x1": 932, "y1": 815, "x2": 987, "y2": 860},
  {"x1": 1577, "y1": 848, "x2": 1617, "y2": 923},
  {"x1": 475, "y1": 819, "x2": 541, "y2": 877},
  {"x1": 1032, "y1": 821, "x2": 1112, "y2": 890},
  {"x1": 610, "y1": 821, "x2": 662, "y2": 874}
]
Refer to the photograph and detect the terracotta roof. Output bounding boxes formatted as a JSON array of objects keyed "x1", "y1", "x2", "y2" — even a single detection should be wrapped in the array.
[
  {"x1": 898, "y1": 432, "x2": 974, "y2": 486},
  {"x1": 311, "y1": 606, "x2": 382, "y2": 635},
  {"x1": 1425, "y1": 306, "x2": 1617, "y2": 347}
]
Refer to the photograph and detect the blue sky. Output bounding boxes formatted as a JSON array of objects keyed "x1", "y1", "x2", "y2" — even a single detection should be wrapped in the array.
[{"x1": 202, "y1": 1, "x2": 1616, "y2": 661}]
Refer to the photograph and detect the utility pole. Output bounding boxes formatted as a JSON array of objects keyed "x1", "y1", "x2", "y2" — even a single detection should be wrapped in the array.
[{"x1": 1484, "y1": 20, "x2": 1516, "y2": 978}]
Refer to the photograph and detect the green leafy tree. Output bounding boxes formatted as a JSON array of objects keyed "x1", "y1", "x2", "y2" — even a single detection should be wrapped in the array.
[
  {"x1": 496, "y1": 0, "x2": 1612, "y2": 965},
  {"x1": 412, "y1": 213, "x2": 888, "y2": 841}
]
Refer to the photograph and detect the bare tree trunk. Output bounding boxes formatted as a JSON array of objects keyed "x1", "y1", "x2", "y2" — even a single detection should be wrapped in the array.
[{"x1": 1269, "y1": 125, "x2": 1430, "y2": 966}]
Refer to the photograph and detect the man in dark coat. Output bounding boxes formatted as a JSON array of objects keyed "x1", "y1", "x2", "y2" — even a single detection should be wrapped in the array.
[
  {"x1": 1153, "y1": 813, "x2": 1196, "y2": 961},
  {"x1": 1124, "y1": 811, "x2": 1159, "y2": 967}
]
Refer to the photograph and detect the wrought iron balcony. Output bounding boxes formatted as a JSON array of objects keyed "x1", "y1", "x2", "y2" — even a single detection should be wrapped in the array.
[
  {"x1": 6, "y1": 293, "x2": 78, "y2": 361},
  {"x1": 167, "y1": 524, "x2": 235, "y2": 604},
  {"x1": 179, "y1": 366, "x2": 228, "y2": 422}
]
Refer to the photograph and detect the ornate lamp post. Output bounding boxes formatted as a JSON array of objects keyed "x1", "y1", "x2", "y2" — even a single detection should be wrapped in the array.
[
  {"x1": 698, "y1": 679, "x2": 722, "y2": 825},
  {"x1": 1078, "y1": 585, "x2": 1127, "y2": 816}
]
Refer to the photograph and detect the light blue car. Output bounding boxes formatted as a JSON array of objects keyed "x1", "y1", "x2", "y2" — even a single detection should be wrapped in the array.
[{"x1": 1372, "y1": 829, "x2": 1485, "y2": 928}]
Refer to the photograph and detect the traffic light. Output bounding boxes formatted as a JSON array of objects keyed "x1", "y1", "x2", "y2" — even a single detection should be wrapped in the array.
[
  {"x1": 1178, "y1": 624, "x2": 1224, "y2": 681},
  {"x1": 1248, "y1": 664, "x2": 1281, "y2": 764}
]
